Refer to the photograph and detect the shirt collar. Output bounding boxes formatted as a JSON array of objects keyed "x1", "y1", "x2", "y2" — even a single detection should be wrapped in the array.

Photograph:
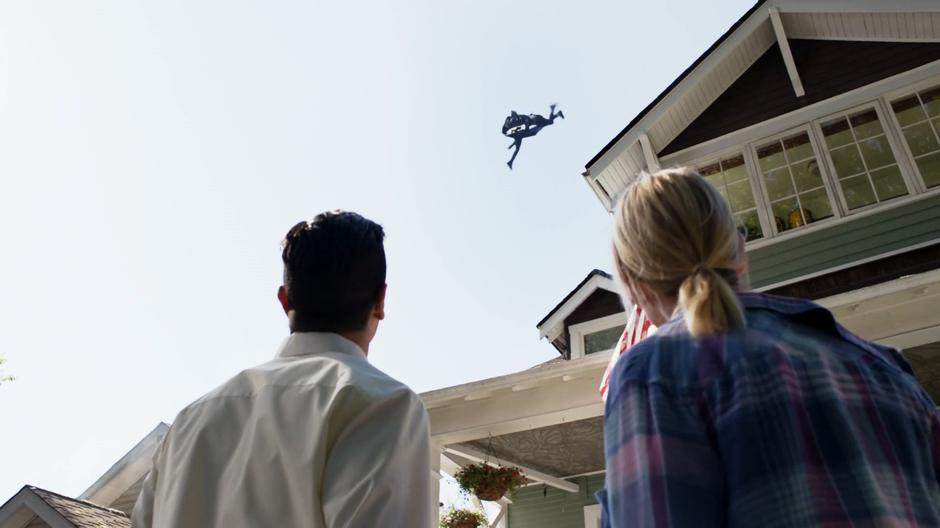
[{"x1": 275, "y1": 331, "x2": 367, "y2": 360}]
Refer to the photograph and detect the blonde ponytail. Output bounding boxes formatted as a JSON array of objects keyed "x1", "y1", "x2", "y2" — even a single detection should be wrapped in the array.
[
  {"x1": 678, "y1": 268, "x2": 744, "y2": 336},
  {"x1": 612, "y1": 167, "x2": 745, "y2": 336}
]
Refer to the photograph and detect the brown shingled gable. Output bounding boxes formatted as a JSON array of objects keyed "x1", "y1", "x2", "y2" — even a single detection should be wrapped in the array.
[{"x1": 30, "y1": 486, "x2": 129, "y2": 528}]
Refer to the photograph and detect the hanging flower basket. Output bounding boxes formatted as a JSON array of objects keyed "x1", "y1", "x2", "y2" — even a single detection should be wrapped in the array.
[
  {"x1": 439, "y1": 508, "x2": 487, "y2": 528},
  {"x1": 453, "y1": 463, "x2": 525, "y2": 501}
]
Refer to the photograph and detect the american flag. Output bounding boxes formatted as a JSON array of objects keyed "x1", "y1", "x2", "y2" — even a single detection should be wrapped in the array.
[{"x1": 599, "y1": 304, "x2": 656, "y2": 401}]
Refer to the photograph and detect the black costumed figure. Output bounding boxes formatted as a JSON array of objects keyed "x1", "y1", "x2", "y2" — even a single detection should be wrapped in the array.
[{"x1": 502, "y1": 104, "x2": 564, "y2": 169}]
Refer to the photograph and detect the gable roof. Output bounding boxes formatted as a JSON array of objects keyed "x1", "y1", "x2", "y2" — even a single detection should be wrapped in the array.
[
  {"x1": 583, "y1": 0, "x2": 940, "y2": 210},
  {"x1": 79, "y1": 423, "x2": 168, "y2": 514},
  {"x1": 0, "y1": 486, "x2": 129, "y2": 528},
  {"x1": 585, "y1": 0, "x2": 769, "y2": 169},
  {"x1": 536, "y1": 269, "x2": 615, "y2": 338},
  {"x1": 31, "y1": 488, "x2": 129, "y2": 528}
]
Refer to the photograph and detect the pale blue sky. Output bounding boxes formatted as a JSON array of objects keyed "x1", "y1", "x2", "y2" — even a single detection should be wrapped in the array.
[{"x1": 0, "y1": 0, "x2": 754, "y2": 503}]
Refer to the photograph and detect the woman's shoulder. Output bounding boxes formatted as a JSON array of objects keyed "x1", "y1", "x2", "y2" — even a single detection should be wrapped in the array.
[{"x1": 614, "y1": 312, "x2": 799, "y2": 391}]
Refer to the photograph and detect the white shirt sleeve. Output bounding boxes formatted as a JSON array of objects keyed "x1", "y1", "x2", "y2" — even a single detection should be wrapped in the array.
[{"x1": 321, "y1": 389, "x2": 431, "y2": 528}]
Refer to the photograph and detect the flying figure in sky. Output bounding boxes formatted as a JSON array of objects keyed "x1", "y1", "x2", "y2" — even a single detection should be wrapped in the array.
[{"x1": 502, "y1": 104, "x2": 564, "y2": 169}]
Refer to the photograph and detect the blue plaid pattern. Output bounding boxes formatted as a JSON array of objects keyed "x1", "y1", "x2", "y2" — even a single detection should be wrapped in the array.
[{"x1": 598, "y1": 292, "x2": 940, "y2": 527}]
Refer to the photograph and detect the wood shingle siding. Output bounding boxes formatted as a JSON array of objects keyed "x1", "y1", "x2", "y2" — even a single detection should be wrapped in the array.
[
  {"x1": 662, "y1": 39, "x2": 940, "y2": 156},
  {"x1": 747, "y1": 193, "x2": 940, "y2": 289}
]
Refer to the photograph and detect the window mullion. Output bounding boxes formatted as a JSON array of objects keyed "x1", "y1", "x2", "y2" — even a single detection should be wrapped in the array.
[
  {"x1": 808, "y1": 120, "x2": 847, "y2": 219},
  {"x1": 876, "y1": 97, "x2": 923, "y2": 194},
  {"x1": 743, "y1": 145, "x2": 774, "y2": 241}
]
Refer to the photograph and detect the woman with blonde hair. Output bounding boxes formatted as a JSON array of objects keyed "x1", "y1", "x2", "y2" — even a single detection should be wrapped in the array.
[{"x1": 598, "y1": 168, "x2": 940, "y2": 527}]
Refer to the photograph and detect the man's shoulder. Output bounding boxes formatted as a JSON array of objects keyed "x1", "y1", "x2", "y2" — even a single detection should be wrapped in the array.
[{"x1": 181, "y1": 350, "x2": 417, "y2": 416}]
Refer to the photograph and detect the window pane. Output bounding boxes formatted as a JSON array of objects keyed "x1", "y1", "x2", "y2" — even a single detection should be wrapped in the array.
[
  {"x1": 697, "y1": 155, "x2": 758, "y2": 226},
  {"x1": 771, "y1": 197, "x2": 800, "y2": 232},
  {"x1": 870, "y1": 166, "x2": 907, "y2": 201},
  {"x1": 893, "y1": 96, "x2": 927, "y2": 126},
  {"x1": 726, "y1": 179, "x2": 755, "y2": 211},
  {"x1": 757, "y1": 143, "x2": 786, "y2": 171},
  {"x1": 915, "y1": 151, "x2": 940, "y2": 188},
  {"x1": 922, "y1": 87, "x2": 940, "y2": 118},
  {"x1": 723, "y1": 155, "x2": 748, "y2": 182},
  {"x1": 764, "y1": 167, "x2": 794, "y2": 200},
  {"x1": 700, "y1": 162, "x2": 723, "y2": 187},
  {"x1": 799, "y1": 188, "x2": 833, "y2": 223},
  {"x1": 858, "y1": 136, "x2": 896, "y2": 170},
  {"x1": 783, "y1": 133, "x2": 814, "y2": 161},
  {"x1": 903, "y1": 122, "x2": 940, "y2": 156},
  {"x1": 584, "y1": 324, "x2": 626, "y2": 355},
  {"x1": 735, "y1": 210, "x2": 763, "y2": 241},
  {"x1": 822, "y1": 118, "x2": 853, "y2": 149},
  {"x1": 791, "y1": 159, "x2": 823, "y2": 192},
  {"x1": 841, "y1": 174, "x2": 877, "y2": 210},
  {"x1": 849, "y1": 110, "x2": 884, "y2": 139},
  {"x1": 829, "y1": 145, "x2": 865, "y2": 177}
]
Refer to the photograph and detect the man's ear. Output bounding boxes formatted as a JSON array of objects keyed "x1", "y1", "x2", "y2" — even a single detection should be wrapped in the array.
[
  {"x1": 373, "y1": 284, "x2": 387, "y2": 321},
  {"x1": 277, "y1": 286, "x2": 290, "y2": 315}
]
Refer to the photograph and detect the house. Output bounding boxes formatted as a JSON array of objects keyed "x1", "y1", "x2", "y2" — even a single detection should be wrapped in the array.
[
  {"x1": 4, "y1": 1, "x2": 940, "y2": 527},
  {"x1": 427, "y1": 0, "x2": 940, "y2": 526},
  {"x1": 0, "y1": 487, "x2": 130, "y2": 528}
]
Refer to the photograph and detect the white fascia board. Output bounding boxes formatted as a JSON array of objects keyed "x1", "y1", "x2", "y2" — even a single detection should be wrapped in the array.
[
  {"x1": 80, "y1": 422, "x2": 169, "y2": 505},
  {"x1": 587, "y1": 3, "x2": 773, "y2": 175},
  {"x1": 772, "y1": 0, "x2": 940, "y2": 14},
  {"x1": 815, "y1": 267, "x2": 940, "y2": 311},
  {"x1": 538, "y1": 274, "x2": 619, "y2": 341},
  {"x1": 421, "y1": 352, "x2": 611, "y2": 409}
]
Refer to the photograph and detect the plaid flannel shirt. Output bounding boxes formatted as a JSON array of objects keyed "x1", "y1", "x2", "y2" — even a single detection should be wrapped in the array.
[{"x1": 598, "y1": 292, "x2": 940, "y2": 527}]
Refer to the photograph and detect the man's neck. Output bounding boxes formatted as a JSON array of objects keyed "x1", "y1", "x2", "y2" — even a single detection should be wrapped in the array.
[{"x1": 337, "y1": 329, "x2": 370, "y2": 356}]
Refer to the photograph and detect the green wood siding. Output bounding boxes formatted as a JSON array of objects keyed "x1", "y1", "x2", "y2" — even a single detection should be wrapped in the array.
[
  {"x1": 508, "y1": 474, "x2": 605, "y2": 528},
  {"x1": 748, "y1": 194, "x2": 940, "y2": 288}
]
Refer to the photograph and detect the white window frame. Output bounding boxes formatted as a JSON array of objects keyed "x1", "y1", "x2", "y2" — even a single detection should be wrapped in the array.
[
  {"x1": 569, "y1": 312, "x2": 626, "y2": 359},
  {"x1": 660, "y1": 61, "x2": 940, "y2": 250},
  {"x1": 583, "y1": 504, "x2": 602, "y2": 528},
  {"x1": 694, "y1": 146, "x2": 773, "y2": 242},
  {"x1": 750, "y1": 124, "x2": 844, "y2": 237},
  {"x1": 882, "y1": 73, "x2": 940, "y2": 194},
  {"x1": 812, "y1": 100, "x2": 919, "y2": 216}
]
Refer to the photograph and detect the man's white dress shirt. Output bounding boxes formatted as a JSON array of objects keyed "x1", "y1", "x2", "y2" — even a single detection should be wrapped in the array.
[{"x1": 132, "y1": 332, "x2": 431, "y2": 528}]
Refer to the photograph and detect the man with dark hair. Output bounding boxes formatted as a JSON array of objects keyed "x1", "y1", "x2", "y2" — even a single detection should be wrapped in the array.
[{"x1": 133, "y1": 211, "x2": 432, "y2": 528}]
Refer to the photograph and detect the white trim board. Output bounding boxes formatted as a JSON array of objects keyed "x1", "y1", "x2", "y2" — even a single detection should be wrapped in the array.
[
  {"x1": 80, "y1": 422, "x2": 169, "y2": 507},
  {"x1": 569, "y1": 312, "x2": 627, "y2": 359},
  {"x1": 537, "y1": 273, "x2": 619, "y2": 341},
  {"x1": 584, "y1": 504, "x2": 603, "y2": 528}
]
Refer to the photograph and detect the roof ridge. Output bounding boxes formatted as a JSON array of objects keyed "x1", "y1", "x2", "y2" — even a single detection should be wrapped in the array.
[{"x1": 29, "y1": 485, "x2": 129, "y2": 518}]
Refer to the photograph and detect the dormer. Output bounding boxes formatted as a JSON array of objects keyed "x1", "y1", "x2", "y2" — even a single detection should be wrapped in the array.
[{"x1": 536, "y1": 270, "x2": 627, "y2": 360}]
